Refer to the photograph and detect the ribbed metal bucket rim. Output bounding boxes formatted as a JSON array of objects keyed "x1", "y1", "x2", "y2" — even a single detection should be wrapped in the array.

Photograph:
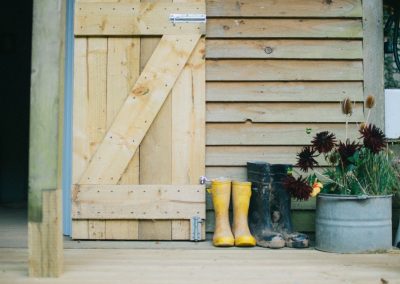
[{"x1": 317, "y1": 193, "x2": 393, "y2": 200}]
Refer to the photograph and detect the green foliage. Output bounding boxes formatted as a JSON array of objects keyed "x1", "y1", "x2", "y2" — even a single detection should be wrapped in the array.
[{"x1": 321, "y1": 148, "x2": 399, "y2": 196}]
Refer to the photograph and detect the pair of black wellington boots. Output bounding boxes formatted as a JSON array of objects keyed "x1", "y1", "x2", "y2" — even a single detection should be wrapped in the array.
[{"x1": 247, "y1": 162, "x2": 309, "y2": 249}]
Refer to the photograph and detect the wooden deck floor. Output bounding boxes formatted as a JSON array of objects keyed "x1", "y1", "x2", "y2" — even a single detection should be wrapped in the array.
[
  {"x1": 1, "y1": 247, "x2": 400, "y2": 284},
  {"x1": 1, "y1": 207, "x2": 400, "y2": 283}
]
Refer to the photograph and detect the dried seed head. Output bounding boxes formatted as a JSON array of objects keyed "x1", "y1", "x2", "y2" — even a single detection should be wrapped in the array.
[
  {"x1": 359, "y1": 122, "x2": 367, "y2": 131},
  {"x1": 341, "y1": 97, "x2": 353, "y2": 116},
  {"x1": 365, "y1": 95, "x2": 376, "y2": 109}
]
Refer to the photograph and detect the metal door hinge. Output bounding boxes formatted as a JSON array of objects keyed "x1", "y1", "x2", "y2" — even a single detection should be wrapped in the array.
[
  {"x1": 190, "y1": 216, "x2": 203, "y2": 241},
  {"x1": 169, "y1": 14, "x2": 206, "y2": 24}
]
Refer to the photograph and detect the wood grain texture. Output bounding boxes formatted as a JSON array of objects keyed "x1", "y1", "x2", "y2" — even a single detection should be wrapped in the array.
[
  {"x1": 206, "y1": 123, "x2": 360, "y2": 145},
  {"x1": 171, "y1": 38, "x2": 206, "y2": 184},
  {"x1": 29, "y1": 0, "x2": 65, "y2": 276},
  {"x1": 72, "y1": 38, "x2": 90, "y2": 184},
  {"x1": 206, "y1": 82, "x2": 364, "y2": 102},
  {"x1": 206, "y1": 0, "x2": 362, "y2": 18},
  {"x1": 79, "y1": 35, "x2": 200, "y2": 185},
  {"x1": 362, "y1": 0, "x2": 384, "y2": 129},
  {"x1": 28, "y1": 190, "x2": 63, "y2": 277},
  {"x1": 88, "y1": 220, "x2": 106, "y2": 240},
  {"x1": 206, "y1": 40, "x2": 363, "y2": 59},
  {"x1": 72, "y1": 185, "x2": 205, "y2": 219},
  {"x1": 139, "y1": 36, "x2": 172, "y2": 185},
  {"x1": 107, "y1": 38, "x2": 141, "y2": 185},
  {"x1": 207, "y1": 19, "x2": 363, "y2": 39},
  {"x1": 138, "y1": 220, "x2": 172, "y2": 240},
  {"x1": 75, "y1": 2, "x2": 205, "y2": 36},
  {"x1": 206, "y1": 60, "x2": 363, "y2": 81},
  {"x1": 71, "y1": 220, "x2": 89, "y2": 239},
  {"x1": 206, "y1": 102, "x2": 363, "y2": 123},
  {"x1": 4, "y1": 248, "x2": 400, "y2": 284},
  {"x1": 171, "y1": 220, "x2": 190, "y2": 240},
  {"x1": 105, "y1": 220, "x2": 139, "y2": 240},
  {"x1": 87, "y1": 38, "x2": 108, "y2": 156},
  {"x1": 206, "y1": 146, "x2": 328, "y2": 167}
]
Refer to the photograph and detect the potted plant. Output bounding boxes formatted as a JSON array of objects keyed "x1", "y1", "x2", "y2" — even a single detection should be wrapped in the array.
[{"x1": 283, "y1": 96, "x2": 400, "y2": 253}]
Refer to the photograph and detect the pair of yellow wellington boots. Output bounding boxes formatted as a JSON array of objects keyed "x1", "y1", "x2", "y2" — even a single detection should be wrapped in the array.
[{"x1": 210, "y1": 179, "x2": 256, "y2": 247}]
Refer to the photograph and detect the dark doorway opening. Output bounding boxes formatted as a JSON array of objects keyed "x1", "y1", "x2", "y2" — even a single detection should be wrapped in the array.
[{"x1": 0, "y1": 2, "x2": 33, "y2": 208}]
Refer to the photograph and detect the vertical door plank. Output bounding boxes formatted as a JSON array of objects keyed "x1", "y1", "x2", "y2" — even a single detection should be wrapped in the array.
[
  {"x1": 72, "y1": 38, "x2": 90, "y2": 238},
  {"x1": 139, "y1": 0, "x2": 173, "y2": 239},
  {"x1": 88, "y1": 220, "x2": 106, "y2": 239},
  {"x1": 171, "y1": 220, "x2": 190, "y2": 240},
  {"x1": 72, "y1": 37, "x2": 108, "y2": 238},
  {"x1": 139, "y1": 35, "x2": 172, "y2": 240},
  {"x1": 72, "y1": 38, "x2": 89, "y2": 185},
  {"x1": 87, "y1": 38, "x2": 108, "y2": 155},
  {"x1": 107, "y1": 37, "x2": 141, "y2": 185},
  {"x1": 106, "y1": 36, "x2": 141, "y2": 239},
  {"x1": 138, "y1": 220, "x2": 172, "y2": 240},
  {"x1": 72, "y1": 220, "x2": 89, "y2": 239},
  {"x1": 171, "y1": 38, "x2": 205, "y2": 185},
  {"x1": 170, "y1": 0, "x2": 205, "y2": 240},
  {"x1": 85, "y1": 38, "x2": 108, "y2": 238},
  {"x1": 105, "y1": 220, "x2": 139, "y2": 239}
]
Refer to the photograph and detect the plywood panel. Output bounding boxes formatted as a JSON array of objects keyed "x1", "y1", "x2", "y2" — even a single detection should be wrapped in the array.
[
  {"x1": 206, "y1": 103, "x2": 364, "y2": 123},
  {"x1": 206, "y1": 123, "x2": 360, "y2": 145},
  {"x1": 206, "y1": 82, "x2": 364, "y2": 102},
  {"x1": 206, "y1": 0, "x2": 362, "y2": 18},
  {"x1": 207, "y1": 19, "x2": 363, "y2": 39},
  {"x1": 206, "y1": 40, "x2": 363, "y2": 59},
  {"x1": 75, "y1": 2, "x2": 206, "y2": 35},
  {"x1": 206, "y1": 60, "x2": 363, "y2": 81},
  {"x1": 72, "y1": 185, "x2": 205, "y2": 219}
]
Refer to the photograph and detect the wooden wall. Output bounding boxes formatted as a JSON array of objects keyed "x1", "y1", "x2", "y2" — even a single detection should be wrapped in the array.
[{"x1": 204, "y1": 0, "x2": 365, "y2": 235}]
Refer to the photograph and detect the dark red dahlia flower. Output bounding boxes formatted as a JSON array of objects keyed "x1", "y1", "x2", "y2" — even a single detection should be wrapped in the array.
[
  {"x1": 283, "y1": 175, "x2": 312, "y2": 201},
  {"x1": 311, "y1": 131, "x2": 337, "y2": 153},
  {"x1": 359, "y1": 124, "x2": 385, "y2": 153},
  {"x1": 296, "y1": 146, "x2": 318, "y2": 172},
  {"x1": 337, "y1": 139, "x2": 359, "y2": 167}
]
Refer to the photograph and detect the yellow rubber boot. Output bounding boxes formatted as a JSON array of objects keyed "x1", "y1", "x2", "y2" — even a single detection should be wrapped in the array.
[
  {"x1": 211, "y1": 179, "x2": 234, "y2": 247},
  {"x1": 232, "y1": 181, "x2": 256, "y2": 247}
]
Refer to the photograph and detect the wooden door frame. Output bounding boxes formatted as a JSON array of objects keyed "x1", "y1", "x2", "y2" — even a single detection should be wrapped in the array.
[{"x1": 28, "y1": 0, "x2": 384, "y2": 277}]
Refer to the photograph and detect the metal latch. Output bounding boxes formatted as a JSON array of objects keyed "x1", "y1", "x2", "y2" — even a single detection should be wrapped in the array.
[
  {"x1": 190, "y1": 216, "x2": 203, "y2": 241},
  {"x1": 169, "y1": 14, "x2": 206, "y2": 24}
]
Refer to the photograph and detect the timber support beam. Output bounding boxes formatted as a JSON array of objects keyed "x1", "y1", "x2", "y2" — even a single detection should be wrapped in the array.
[
  {"x1": 362, "y1": 0, "x2": 385, "y2": 129},
  {"x1": 28, "y1": 0, "x2": 66, "y2": 277}
]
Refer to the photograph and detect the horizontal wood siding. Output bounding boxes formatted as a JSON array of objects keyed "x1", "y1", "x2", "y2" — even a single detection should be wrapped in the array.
[{"x1": 205, "y1": 0, "x2": 365, "y2": 235}]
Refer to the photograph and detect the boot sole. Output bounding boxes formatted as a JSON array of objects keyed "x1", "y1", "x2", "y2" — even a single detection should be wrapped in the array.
[{"x1": 256, "y1": 239, "x2": 285, "y2": 249}]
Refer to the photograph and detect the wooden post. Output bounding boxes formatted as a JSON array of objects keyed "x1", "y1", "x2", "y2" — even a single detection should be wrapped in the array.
[
  {"x1": 28, "y1": 0, "x2": 66, "y2": 277},
  {"x1": 363, "y1": 0, "x2": 384, "y2": 129}
]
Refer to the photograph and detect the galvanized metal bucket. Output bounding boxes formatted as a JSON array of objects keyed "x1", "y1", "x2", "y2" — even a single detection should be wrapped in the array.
[{"x1": 315, "y1": 194, "x2": 392, "y2": 253}]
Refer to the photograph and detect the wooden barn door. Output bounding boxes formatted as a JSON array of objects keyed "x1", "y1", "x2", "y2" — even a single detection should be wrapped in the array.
[{"x1": 71, "y1": 0, "x2": 206, "y2": 240}]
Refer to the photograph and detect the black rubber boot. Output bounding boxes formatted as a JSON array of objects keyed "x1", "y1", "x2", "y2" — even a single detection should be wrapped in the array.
[
  {"x1": 247, "y1": 162, "x2": 285, "y2": 249},
  {"x1": 269, "y1": 164, "x2": 309, "y2": 248}
]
